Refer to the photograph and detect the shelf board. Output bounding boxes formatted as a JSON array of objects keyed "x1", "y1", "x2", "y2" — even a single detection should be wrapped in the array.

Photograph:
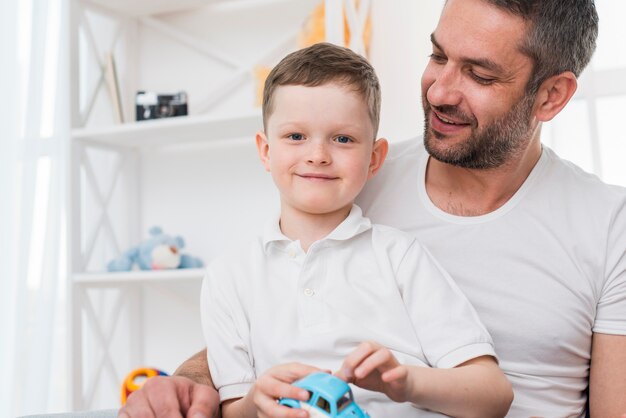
[
  {"x1": 83, "y1": 0, "x2": 299, "y2": 17},
  {"x1": 73, "y1": 268, "x2": 205, "y2": 285},
  {"x1": 73, "y1": 112, "x2": 262, "y2": 149},
  {"x1": 83, "y1": 0, "x2": 218, "y2": 16}
]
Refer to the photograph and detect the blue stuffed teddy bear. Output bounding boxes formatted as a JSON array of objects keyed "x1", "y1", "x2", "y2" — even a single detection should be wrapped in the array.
[{"x1": 107, "y1": 226, "x2": 204, "y2": 272}]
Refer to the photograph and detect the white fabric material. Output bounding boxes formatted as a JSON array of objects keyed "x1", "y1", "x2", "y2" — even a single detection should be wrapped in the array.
[
  {"x1": 356, "y1": 138, "x2": 626, "y2": 417},
  {"x1": 201, "y1": 205, "x2": 495, "y2": 417},
  {"x1": 0, "y1": 0, "x2": 69, "y2": 416}
]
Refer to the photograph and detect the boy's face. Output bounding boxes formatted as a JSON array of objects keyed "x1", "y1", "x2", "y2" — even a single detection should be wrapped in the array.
[{"x1": 257, "y1": 82, "x2": 387, "y2": 218}]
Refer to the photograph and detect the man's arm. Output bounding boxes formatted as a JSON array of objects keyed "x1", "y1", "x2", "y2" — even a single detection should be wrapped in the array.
[
  {"x1": 589, "y1": 333, "x2": 626, "y2": 417},
  {"x1": 174, "y1": 348, "x2": 213, "y2": 385},
  {"x1": 118, "y1": 348, "x2": 220, "y2": 418}
]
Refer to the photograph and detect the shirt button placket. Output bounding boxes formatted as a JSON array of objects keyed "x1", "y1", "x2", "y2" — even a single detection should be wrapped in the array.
[{"x1": 299, "y1": 250, "x2": 317, "y2": 327}]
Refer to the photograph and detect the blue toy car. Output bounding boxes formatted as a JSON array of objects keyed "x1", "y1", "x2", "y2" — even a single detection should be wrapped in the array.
[{"x1": 279, "y1": 372, "x2": 371, "y2": 418}]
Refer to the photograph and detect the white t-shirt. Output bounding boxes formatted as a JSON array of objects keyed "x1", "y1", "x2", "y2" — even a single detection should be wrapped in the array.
[
  {"x1": 201, "y1": 205, "x2": 496, "y2": 417},
  {"x1": 357, "y1": 138, "x2": 626, "y2": 417}
]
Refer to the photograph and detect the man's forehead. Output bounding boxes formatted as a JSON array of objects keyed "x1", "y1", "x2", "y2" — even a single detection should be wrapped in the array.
[
  {"x1": 433, "y1": 0, "x2": 531, "y2": 72},
  {"x1": 430, "y1": 33, "x2": 508, "y2": 74}
]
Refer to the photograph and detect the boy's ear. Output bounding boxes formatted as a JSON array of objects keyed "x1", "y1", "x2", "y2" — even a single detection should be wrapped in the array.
[
  {"x1": 368, "y1": 138, "x2": 388, "y2": 179},
  {"x1": 256, "y1": 131, "x2": 270, "y2": 172},
  {"x1": 533, "y1": 71, "x2": 578, "y2": 122}
]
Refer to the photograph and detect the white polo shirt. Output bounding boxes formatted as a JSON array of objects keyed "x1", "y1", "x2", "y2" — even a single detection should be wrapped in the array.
[{"x1": 201, "y1": 205, "x2": 496, "y2": 416}]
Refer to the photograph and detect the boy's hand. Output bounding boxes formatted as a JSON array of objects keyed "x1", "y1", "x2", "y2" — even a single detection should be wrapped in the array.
[
  {"x1": 246, "y1": 362, "x2": 321, "y2": 418},
  {"x1": 335, "y1": 341, "x2": 413, "y2": 403}
]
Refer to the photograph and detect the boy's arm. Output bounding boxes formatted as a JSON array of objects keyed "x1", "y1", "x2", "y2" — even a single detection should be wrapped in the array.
[
  {"x1": 221, "y1": 363, "x2": 318, "y2": 418},
  {"x1": 337, "y1": 342, "x2": 512, "y2": 418},
  {"x1": 402, "y1": 356, "x2": 512, "y2": 418},
  {"x1": 382, "y1": 240, "x2": 512, "y2": 416}
]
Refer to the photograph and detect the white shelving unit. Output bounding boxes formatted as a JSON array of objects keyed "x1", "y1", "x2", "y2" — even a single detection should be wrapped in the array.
[
  {"x1": 68, "y1": 0, "x2": 370, "y2": 410},
  {"x1": 73, "y1": 268, "x2": 206, "y2": 285},
  {"x1": 66, "y1": 0, "x2": 320, "y2": 410},
  {"x1": 72, "y1": 112, "x2": 261, "y2": 148}
]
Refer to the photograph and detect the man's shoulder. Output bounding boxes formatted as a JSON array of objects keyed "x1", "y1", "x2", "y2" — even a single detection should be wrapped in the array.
[
  {"x1": 357, "y1": 137, "x2": 427, "y2": 225},
  {"x1": 369, "y1": 222, "x2": 416, "y2": 243},
  {"x1": 543, "y1": 146, "x2": 626, "y2": 206},
  {"x1": 361, "y1": 137, "x2": 424, "y2": 192},
  {"x1": 385, "y1": 136, "x2": 425, "y2": 162},
  {"x1": 366, "y1": 222, "x2": 431, "y2": 259}
]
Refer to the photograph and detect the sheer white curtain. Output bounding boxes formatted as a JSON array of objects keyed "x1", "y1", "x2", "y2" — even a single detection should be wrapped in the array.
[
  {"x1": 535, "y1": 0, "x2": 626, "y2": 187},
  {"x1": 0, "y1": 0, "x2": 70, "y2": 416}
]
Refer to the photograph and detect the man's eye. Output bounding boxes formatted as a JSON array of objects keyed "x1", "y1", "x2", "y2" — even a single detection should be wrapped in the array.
[
  {"x1": 470, "y1": 72, "x2": 495, "y2": 85},
  {"x1": 288, "y1": 133, "x2": 304, "y2": 141},
  {"x1": 335, "y1": 136, "x2": 352, "y2": 144},
  {"x1": 429, "y1": 53, "x2": 446, "y2": 64}
]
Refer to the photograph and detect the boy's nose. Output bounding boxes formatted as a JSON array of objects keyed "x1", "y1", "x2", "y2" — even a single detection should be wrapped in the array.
[{"x1": 307, "y1": 142, "x2": 331, "y2": 165}]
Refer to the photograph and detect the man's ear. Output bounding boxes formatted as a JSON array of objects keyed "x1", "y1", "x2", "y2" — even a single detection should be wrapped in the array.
[
  {"x1": 256, "y1": 131, "x2": 271, "y2": 172},
  {"x1": 533, "y1": 71, "x2": 578, "y2": 122},
  {"x1": 368, "y1": 138, "x2": 389, "y2": 179}
]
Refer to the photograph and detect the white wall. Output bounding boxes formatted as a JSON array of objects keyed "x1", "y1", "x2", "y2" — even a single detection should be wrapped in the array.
[{"x1": 370, "y1": 0, "x2": 445, "y2": 143}]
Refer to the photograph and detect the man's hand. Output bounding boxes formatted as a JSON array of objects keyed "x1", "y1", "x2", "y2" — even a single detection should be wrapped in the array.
[{"x1": 118, "y1": 375, "x2": 219, "y2": 418}]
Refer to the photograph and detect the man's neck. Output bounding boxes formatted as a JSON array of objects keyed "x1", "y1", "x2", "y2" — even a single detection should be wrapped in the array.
[
  {"x1": 279, "y1": 204, "x2": 352, "y2": 252},
  {"x1": 425, "y1": 139, "x2": 542, "y2": 216}
]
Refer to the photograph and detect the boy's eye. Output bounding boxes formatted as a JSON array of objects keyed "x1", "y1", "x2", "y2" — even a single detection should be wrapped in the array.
[
  {"x1": 335, "y1": 136, "x2": 352, "y2": 144},
  {"x1": 288, "y1": 133, "x2": 304, "y2": 141}
]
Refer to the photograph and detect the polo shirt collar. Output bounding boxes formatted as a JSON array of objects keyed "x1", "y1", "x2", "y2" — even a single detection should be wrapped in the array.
[{"x1": 262, "y1": 204, "x2": 372, "y2": 251}]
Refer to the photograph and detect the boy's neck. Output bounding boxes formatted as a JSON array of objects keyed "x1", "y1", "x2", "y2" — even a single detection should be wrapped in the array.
[{"x1": 279, "y1": 204, "x2": 353, "y2": 252}]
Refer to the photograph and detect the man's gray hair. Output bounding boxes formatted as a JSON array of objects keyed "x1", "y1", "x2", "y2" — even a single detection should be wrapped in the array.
[{"x1": 486, "y1": 0, "x2": 599, "y2": 94}]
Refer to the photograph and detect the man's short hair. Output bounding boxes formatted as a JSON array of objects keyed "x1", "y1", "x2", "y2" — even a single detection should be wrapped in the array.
[
  {"x1": 487, "y1": 0, "x2": 599, "y2": 94},
  {"x1": 262, "y1": 42, "x2": 381, "y2": 137}
]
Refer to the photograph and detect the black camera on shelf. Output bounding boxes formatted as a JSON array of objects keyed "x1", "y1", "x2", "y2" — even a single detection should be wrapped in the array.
[{"x1": 135, "y1": 91, "x2": 188, "y2": 121}]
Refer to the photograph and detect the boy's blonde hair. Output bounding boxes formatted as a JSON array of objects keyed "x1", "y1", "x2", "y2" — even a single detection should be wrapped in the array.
[{"x1": 262, "y1": 42, "x2": 381, "y2": 137}]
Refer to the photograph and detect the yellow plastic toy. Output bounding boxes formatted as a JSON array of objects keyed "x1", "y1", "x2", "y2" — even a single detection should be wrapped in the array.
[{"x1": 121, "y1": 367, "x2": 169, "y2": 405}]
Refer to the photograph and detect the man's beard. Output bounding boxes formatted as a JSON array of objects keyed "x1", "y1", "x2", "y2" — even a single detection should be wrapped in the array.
[{"x1": 423, "y1": 93, "x2": 535, "y2": 169}]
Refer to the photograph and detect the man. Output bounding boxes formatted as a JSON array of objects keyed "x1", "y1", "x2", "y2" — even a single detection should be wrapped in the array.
[{"x1": 119, "y1": 0, "x2": 626, "y2": 417}]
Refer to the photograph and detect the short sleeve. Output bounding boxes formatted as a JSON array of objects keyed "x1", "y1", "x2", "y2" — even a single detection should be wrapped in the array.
[
  {"x1": 594, "y1": 199, "x2": 626, "y2": 335},
  {"x1": 200, "y1": 264, "x2": 255, "y2": 401},
  {"x1": 395, "y1": 240, "x2": 496, "y2": 368}
]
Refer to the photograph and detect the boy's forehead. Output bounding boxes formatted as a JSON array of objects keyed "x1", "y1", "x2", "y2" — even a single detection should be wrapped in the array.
[
  {"x1": 271, "y1": 82, "x2": 363, "y2": 106},
  {"x1": 266, "y1": 83, "x2": 375, "y2": 136},
  {"x1": 275, "y1": 80, "x2": 354, "y2": 92}
]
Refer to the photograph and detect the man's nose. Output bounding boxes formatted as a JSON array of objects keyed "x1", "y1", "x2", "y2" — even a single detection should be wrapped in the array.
[{"x1": 426, "y1": 65, "x2": 463, "y2": 108}]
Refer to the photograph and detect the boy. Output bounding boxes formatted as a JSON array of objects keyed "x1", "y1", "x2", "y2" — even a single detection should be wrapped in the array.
[{"x1": 201, "y1": 42, "x2": 513, "y2": 418}]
